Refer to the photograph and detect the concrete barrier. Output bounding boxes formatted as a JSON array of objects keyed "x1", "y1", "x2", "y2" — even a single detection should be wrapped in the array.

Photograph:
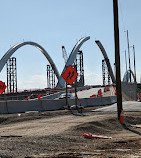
[
  {"x1": 0, "y1": 96, "x2": 117, "y2": 114},
  {"x1": 110, "y1": 96, "x2": 117, "y2": 104},
  {"x1": 122, "y1": 82, "x2": 137, "y2": 101},
  {"x1": 41, "y1": 100, "x2": 65, "y2": 111},
  {"x1": 0, "y1": 101, "x2": 8, "y2": 114},
  {"x1": 7, "y1": 100, "x2": 43, "y2": 113}
]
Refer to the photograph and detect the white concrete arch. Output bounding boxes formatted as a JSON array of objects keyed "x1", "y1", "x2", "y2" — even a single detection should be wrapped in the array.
[
  {"x1": 95, "y1": 40, "x2": 116, "y2": 84},
  {"x1": 0, "y1": 41, "x2": 60, "y2": 79},
  {"x1": 57, "y1": 36, "x2": 90, "y2": 88},
  {"x1": 123, "y1": 70, "x2": 136, "y2": 82}
]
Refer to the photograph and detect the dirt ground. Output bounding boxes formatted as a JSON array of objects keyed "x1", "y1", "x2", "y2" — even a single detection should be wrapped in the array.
[{"x1": 0, "y1": 106, "x2": 140, "y2": 158}]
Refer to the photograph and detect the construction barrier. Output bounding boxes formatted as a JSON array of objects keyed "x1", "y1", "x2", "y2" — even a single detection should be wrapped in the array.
[
  {"x1": 104, "y1": 87, "x2": 110, "y2": 92},
  {"x1": 38, "y1": 95, "x2": 41, "y2": 100},
  {"x1": 119, "y1": 108, "x2": 124, "y2": 125},
  {"x1": 137, "y1": 93, "x2": 141, "y2": 102},
  {"x1": 97, "y1": 89, "x2": 102, "y2": 97},
  {"x1": 87, "y1": 86, "x2": 90, "y2": 90},
  {"x1": 90, "y1": 94, "x2": 97, "y2": 98},
  {"x1": 82, "y1": 132, "x2": 112, "y2": 139}
]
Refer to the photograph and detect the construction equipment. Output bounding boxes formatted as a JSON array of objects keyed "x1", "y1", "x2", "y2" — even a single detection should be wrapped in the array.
[{"x1": 62, "y1": 46, "x2": 68, "y2": 64}]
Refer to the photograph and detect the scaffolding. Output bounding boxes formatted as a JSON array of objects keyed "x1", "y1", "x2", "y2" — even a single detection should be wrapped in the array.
[
  {"x1": 7, "y1": 57, "x2": 17, "y2": 93},
  {"x1": 47, "y1": 65, "x2": 56, "y2": 88},
  {"x1": 74, "y1": 50, "x2": 84, "y2": 87},
  {"x1": 102, "y1": 59, "x2": 111, "y2": 86}
]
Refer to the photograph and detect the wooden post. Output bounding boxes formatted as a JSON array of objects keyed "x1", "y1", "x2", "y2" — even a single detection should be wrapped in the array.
[
  {"x1": 113, "y1": 0, "x2": 123, "y2": 120},
  {"x1": 74, "y1": 64, "x2": 78, "y2": 110},
  {"x1": 66, "y1": 81, "x2": 69, "y2": 109}
]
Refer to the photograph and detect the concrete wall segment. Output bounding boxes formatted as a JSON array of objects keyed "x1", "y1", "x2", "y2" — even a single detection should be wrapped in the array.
[
  {"x1": 0, "y1": 96, "x2": 117, "y2": 114},
  {"x1": 121, "y1": 82, "x2": 137, "y2": 101},
  {"x1": 0, "y1": 101, "x2": 8, "y2": 114}
]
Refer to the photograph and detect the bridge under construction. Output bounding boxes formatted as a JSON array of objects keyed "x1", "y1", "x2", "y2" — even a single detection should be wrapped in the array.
[{"x1": 0, "y1": 36, "x2": 137, "y2": 103}]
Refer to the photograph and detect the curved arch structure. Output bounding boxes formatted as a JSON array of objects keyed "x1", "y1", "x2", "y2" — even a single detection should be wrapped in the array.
[
  {"x1": 57, "y1": 36, "x2": 90, "y2": 88},
  {"x1": 95, "y1": 40, "x2": 116, "y2": 84},
  {"x1": 0, "y1": 41, "x2": 60, "y2": 79},
  {"x1": 123, "y1": 70, "x2": 135, "y2": 82}
]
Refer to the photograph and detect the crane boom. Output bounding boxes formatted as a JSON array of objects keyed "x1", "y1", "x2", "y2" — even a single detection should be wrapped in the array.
[{"x1": 62, "y1": 46, "x2": 68, "y2": 64}]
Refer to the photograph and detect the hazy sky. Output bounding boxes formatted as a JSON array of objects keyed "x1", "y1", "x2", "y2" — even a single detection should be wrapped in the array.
[{"x1": 0, "y1": 0, "x2": 141, "y2": 90}]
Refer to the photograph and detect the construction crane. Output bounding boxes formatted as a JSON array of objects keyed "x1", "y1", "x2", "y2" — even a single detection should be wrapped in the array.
[{"x1": 62, "y1": 46, "x2": 68, "y2": 64}]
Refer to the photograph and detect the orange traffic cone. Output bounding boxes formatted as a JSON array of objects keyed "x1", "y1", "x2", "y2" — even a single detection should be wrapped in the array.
[
  {"x1": 38, "y1": 95, "x2": 41, "y2": 100},
  {"x1": 119, "y1": 108, "x2": 124, "y2": 124}
]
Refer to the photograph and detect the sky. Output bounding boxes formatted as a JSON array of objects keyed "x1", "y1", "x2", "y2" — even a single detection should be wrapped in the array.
[{"x1": 0, "y1": 0, "x2": 141, "y2": 90}]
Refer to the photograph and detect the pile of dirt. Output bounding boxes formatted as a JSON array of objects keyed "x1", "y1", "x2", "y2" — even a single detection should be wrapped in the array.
[{"x1": 71, "y1": 117, "x2": 122, "y2": 135}]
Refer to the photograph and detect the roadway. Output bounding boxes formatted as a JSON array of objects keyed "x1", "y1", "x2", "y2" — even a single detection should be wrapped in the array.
[
  {"x1": 92, "y1": 101, "x2": 141, "y2": 112},
  {"x1": 72, "y1": 86, "x2": 114, "y2": 98}
]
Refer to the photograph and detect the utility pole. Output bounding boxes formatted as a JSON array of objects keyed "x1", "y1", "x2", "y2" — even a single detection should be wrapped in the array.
[
  {"x1": 125, "y1": 50, "x2": 128, "y2": 81},
  {"x1": 113, "y1": 0, "x2": 123, "y2": 120},
  {"x1": 126, "y1": 30, "x2": 131, "y2": 82},
  {"x1": 125, "y1": 50, "x2": 127, "y2": 73},
  {"x1": 133, "y1": 45, "x2": 136, "y2": 82}
]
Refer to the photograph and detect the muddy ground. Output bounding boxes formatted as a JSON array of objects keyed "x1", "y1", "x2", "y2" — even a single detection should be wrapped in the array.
[{"x1": 0, "y1": 106, "x2": 140, "y2": 158}]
